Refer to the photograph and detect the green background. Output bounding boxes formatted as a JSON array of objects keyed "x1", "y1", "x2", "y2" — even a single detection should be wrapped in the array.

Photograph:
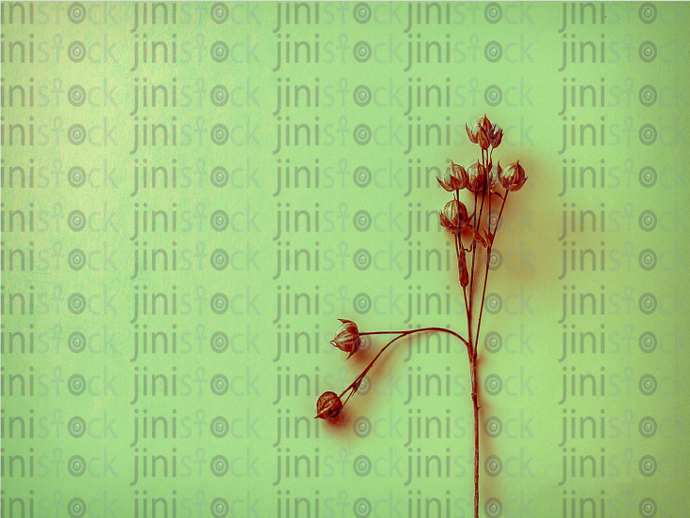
[{"x1": 2, "y1": 2, "x2": 689, "y2": 517}]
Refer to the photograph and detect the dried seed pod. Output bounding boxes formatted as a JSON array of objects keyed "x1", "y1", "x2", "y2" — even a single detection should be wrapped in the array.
[
  {"x1": 499, "y1": 160, "x2": 528, "y2": 191},
  {"x1": 438, "y1": 161, "x2": 469, "y2": 191},
  {"x1": 467, "y1": 115, "x2": 494, "y2": 150},
  {"x1": 439, "y1": 199, "x2": 469, "y2": 233},
  {"x1": 467, "y1": 115, "x2": 503, "y2": 150},
  {"x1": 315, "y1": 391, "x2": 344, "y2": 419},
  {"x1": 331, "y1": 319, "x2": 361, "y2": 359},
  {"x1": 467, "y1": 161, "x2": 486, "y2": 193}
]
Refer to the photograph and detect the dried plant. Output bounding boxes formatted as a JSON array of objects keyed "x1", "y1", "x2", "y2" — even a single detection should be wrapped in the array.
[{"x1": 316, "y1": 115, "x2": 528, "y2": 518}]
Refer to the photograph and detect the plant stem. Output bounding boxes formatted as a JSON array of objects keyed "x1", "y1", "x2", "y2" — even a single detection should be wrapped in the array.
[
  {"x1": 476, "y1": 191, "x2": 509, "y2": 350},
  {"x1": 468, "y1": 179, "x2": 480, "y2": 318},
  {"x1": 331, "y1": 138, "x2": 514, "y2": 518},
  {"x1": 471, "y1": 368, "x2": 478, "y2": 510},
  {"x1": 360, "y1": 328, "x2": 468, "y2": 348},
  {"x1": 469, "y1": 162, "x2": 510, "y2": 518},
  {"x1": 341, "y1": 327, "x2": 469, "y2": 399},
  {"x1": 340, "y1": 325, "x2": 479, "y2": 517},
  {"x1": 468, "y1": 144, "x2": 498, "y2": 518}
]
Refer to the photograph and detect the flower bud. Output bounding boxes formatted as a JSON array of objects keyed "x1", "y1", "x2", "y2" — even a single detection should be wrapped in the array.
[
  {"x1": 439, "y1": 199, "x2": 469, "y2": 233},
  {"x1": 331, "y1": 319, "x2": 361, "y2": 359},
  {"x1": 437, "y1": 161, "x2": 468, "y2": 191},
  {"x1": 315, "y1": 391, "x2": 343, "y2": 419},
  {"x1": 450, "y1": 162, "x2": 468, "y2": 190},
  {"x1": 467, "y1": 161, "x2": 486, "y2": 193},
  {"x1": 498, "y1": 160, "x2": 528, "y2": 191},
  {"x1": 467, "y1": 115, "x2": 493, "y2": 150}
]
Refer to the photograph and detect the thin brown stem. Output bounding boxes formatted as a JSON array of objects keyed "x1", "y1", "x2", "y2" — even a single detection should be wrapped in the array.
[
  {"x1": 359, "y1": 331, "x2": 407, "y2": 336},
  {"x1": 492, "y1": 190, "x2": 509, "y2": 239},
  {"x1": 462, "y1": 281, "x2": 470, "y2": 316},
  {"x1": 472, "y1": 364, "x2": 479, "y2": 518},
  {"x1": 469, "y1": 144, "x2": 496, "y2": 518},
  {"x1": 476, "y1": 190, "x2": 510, "y2": 351},
  {"x1": 359, "y1": 328, "x2": 468, "y2": 348},
  {"x1": 471, "y1": 148, "x2": 490, "y2": 322},
  {"x1": 475, "y1": 250, "x2": 491, "y2": 352},
  {"x1": 352, "y1": 327, "x2": 470, "y2": 388},
  {"x1": 476, "y1": 163, "x2": 488, "y2": 259},
  {"x1": 468, "y1": 158, "x2": 480, "y2": 327}
]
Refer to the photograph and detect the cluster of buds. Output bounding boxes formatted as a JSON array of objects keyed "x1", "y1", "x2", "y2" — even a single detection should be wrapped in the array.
[
  {"x1": 438, "y1": 115, "x2": 528, "y2": 286},
  {"x1": 441, "y1": 116, "x2": 526, "y2": 197},
  {"x1": 438, "y1": 116, "x2": 526, "y2": 231}
]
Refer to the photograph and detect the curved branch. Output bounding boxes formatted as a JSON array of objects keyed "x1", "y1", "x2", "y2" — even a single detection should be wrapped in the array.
[
  {"x1": 340, "y1": 327, "x2": 470, "y2": 403},
  {"x1": 360, "y1": 327, "x2": 468, "y2": 348}
]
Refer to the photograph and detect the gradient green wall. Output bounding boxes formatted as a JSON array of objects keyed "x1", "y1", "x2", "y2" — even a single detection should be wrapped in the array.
[{"x1": 2, "y1": 2, "x2": 689, "y2": 517}]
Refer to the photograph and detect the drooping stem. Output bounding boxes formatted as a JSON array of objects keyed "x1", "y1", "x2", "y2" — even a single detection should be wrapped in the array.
[
  {"x1": 340, "y1": 327, "x2": 469, "y2": 402},
  {"x1": 337, "y1": 325, "x2": 478, "y2": 516},
  {"x1": 360, "y1": 328, "x2": 468, "y2": 347}
]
